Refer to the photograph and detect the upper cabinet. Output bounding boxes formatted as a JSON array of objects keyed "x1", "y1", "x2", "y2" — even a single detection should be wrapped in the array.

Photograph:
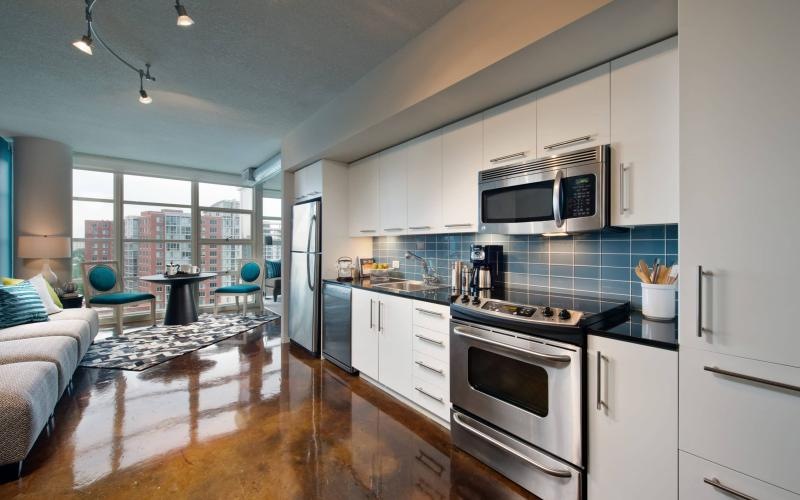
[
  {"x1": 406, "y1": 130, "x2": 442, "y2": 234},
  {"x1": 348, "y1": 154, "x2": 380, "y2": 237},
  {"x1": 610, "y1": 37, "x2": 679, "y2": 226},
  {"x1": 536, "y1": 64, "x2": 610, "y2": 158},
  {"x1": 378, "y1": 144, "x2": 408, "y2": 235},
  {"x1": 483, "y1": 92, "x2": 537, "y2": 169},
  {"x1": 293, "y1": 162, "x2": 323, "y2": 202},
  {"x1": 442, "y1": 114, "x2": 483, "y2": 233}
]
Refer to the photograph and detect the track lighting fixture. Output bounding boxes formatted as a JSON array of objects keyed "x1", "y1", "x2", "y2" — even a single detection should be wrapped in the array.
[
  {"x1": 175, "y1": 1, "x2": 194, "y2": 27},
  {"x1": 72, "y1": 3, "x2": 93, "y2": 55},
  {"x1": 139, "y1": 66, "x2": 153, "y2": 104}
]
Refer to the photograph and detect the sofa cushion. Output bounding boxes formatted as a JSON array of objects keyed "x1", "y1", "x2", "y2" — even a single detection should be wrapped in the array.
[
  {"x1": 0, "y1": 282, "x2": 48, "y2": 328},
  {"x1": 0, "y1": 362, "x2": 59, "y2": 465},
  {"x1": 215, "y1": 284, "x2": 260, "y2": 294},
  {"x1": 90, "y1": 292, "x2": 154, "y2": 305},
  {"x1": 49, "y1": 308, "x2": 99, "y2": 341},
  {"x1": 0, "y1": 320, "x2": 92, "y2": 358},
  {"x1": 0, "y1": 337, "x2": 78, "y2": 395}
]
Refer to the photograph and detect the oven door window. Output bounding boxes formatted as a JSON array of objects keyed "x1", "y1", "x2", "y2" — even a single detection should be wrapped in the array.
[
  {"x1": 467, "y1": 347, "x2": 549, "y2": 417},
  {"x1": 481, "y1": 180, "x2": 554, "y2": 223}
]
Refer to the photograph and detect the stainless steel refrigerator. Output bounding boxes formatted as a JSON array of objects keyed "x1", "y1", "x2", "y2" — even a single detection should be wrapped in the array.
[{"x1": 289, "y1": 199, "x2": 322, "y2": 355}]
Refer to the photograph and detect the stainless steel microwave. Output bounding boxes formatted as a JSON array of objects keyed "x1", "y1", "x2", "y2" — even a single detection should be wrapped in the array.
[{"x1": 478, "y1": 145, "x2": 610, "y2": 235}]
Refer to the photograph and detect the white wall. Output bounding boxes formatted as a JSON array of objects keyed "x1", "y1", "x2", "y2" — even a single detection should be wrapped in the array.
[{"x1": 13, "y1": 136, "x2": 73, "y2": 282}]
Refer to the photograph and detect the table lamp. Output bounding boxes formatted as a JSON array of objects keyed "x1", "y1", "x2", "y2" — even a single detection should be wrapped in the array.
[{"x1": 18, "y1": 235, "x2": 71, "y2": 285}]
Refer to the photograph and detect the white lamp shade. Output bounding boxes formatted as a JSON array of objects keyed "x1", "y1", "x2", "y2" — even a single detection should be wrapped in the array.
[{"x1": 18, "y1": 236, "x2": 71, "y2": 259}]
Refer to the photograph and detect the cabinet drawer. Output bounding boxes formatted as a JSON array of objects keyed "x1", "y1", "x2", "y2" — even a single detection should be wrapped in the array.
[
  {"x1": 412, "y1": 301, "x2": 449, "y2": 333},
  {"x1": 680, "y1": 451, "x2": 799, "y2": 499},
  {"x1": 412, "y1": 350, "x2": 449, "y2": 390},
  {"x1": 680, "y1": 348, "x2": 800, "y2": 493},
  {"x1": 412, "y1": 377, "x2": 450, "y2": 422},
  {"x1": 412, "y1": 326, "x2": 448, "y2": 362}
]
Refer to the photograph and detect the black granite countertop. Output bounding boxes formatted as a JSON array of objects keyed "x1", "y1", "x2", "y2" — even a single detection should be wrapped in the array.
[
  {"x1": 588, "y1": 310, "x2": 678, "y2": 350},
  {"x1": 322, "y1": 278, "x2": 455, "y2": 306}
]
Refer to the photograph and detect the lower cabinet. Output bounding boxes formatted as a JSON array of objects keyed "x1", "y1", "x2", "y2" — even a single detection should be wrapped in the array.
[
  {"x1": 679, "y1": 451, "x2": 799, "y2": 500},
  {"x1": 586, "y1": 335, "x2": 677, "y2": 500}
]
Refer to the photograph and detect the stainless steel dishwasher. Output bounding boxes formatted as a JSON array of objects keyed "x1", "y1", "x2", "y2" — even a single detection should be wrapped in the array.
[{"x1": 321, "y1": 281, "x2": 357, "y2": 374}]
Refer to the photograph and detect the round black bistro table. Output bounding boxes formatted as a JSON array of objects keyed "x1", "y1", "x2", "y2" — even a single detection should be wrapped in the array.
[{"x1": 139, "y1": 273, "x2": 216, "y2": 326}]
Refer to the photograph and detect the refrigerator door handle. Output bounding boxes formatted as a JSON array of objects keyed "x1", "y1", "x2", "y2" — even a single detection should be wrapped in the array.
[
  {"x1": 306, "y1": 253, "x2": 314, "y2": 292},
  {"x1": 307, "y1": 214, "x2": 316, "y2": 253}
]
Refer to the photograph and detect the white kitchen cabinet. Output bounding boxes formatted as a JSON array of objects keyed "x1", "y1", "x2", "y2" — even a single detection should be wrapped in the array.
[
  {"x1": 376, "y1": 292, "x2": 413, "y2": 399},
  {"x1": 680, "y1": 451, "x2": 800, "y2": 500},
  {"x1": 347, "y1": 154, "x2": 381, "y2": 237},
  {"x1": 351, "y1": 288, "x2": 379, "y2": 380},
  {"x1": 610, "y1": 37, "x2": 678, "y2": 226},
  {"x1": 441, "y1": 114, "x2": 482, "y2": 233},
  {"x1": 536, "y1": 64, "x2": 609, "y2": 158},
  {"x1": 482, "y1": 92, "x2": 537, "y2": 169},
  {"x1": 679, "y1": 348, "x2": 800, "y2": 494},
  {"x1": 406, "y1": 130, "x2": 442, "y2": 234},
  {"x1": 293, "y1": 161, "x2": 322, "y2": 202},
  {"x1": 586, "y1": 335, "x2": 677, "y2": 500},
  {"x1": 378, "y1": 144, "x2": 407, "y2": 235}
]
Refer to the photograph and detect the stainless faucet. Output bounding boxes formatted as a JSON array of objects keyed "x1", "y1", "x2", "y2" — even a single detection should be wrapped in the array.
[{"x1": 405, "y1": 251, "x2": 440, "y2": 284}]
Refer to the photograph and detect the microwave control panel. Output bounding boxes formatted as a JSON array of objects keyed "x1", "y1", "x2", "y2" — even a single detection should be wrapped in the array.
[{"x1": 562, "y1": 174, "x2": 596, "y2": 219}]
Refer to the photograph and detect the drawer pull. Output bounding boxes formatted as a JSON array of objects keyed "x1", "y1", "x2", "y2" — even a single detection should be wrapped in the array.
[
  {"x1": 415, "y1": 334, "x2": 444, "y2": 346},
  {"x1": 703, "y1": 478, "x2": 757, "y2": 500},
  {"x1": 384, "y1": 227, "x2": 404, "y2": 231},
  {"x1": 415, "y1": 307, "x2": 443, "y2": 318},
  {"x1": 359, "y1": 229, "x2": 376, "y2": 233},
  {"x1": 415, "y1": 360, "x2": 445, "y2": 375},
  {"x1": 444, "y1": 223, "x2": 472, "y2": 228},
  {"x1": 415, "y1": 386, "x2": 444, "y2": 403},
  {"x1": 704, "y1": 366, "x2": 800, "y2": 394},
  {"x1": 543, "y1": 135, "x2": 592, "y2": 150},
  {"x1": 489, "y1": 151, "x2": 526, "y2": 163},
  {"x1": 409, "y1": 226, "x2": 431, "y2": 230}
]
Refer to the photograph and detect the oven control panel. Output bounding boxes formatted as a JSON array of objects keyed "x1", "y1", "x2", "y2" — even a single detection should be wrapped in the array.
[{"x1": 457, "y1": 297, "x2": 583, "y2": 326}]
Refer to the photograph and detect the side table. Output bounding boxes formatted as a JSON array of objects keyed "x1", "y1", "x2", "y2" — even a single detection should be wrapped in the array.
[{"x1": 61, "y1": 295, "x2": 84, "y2": 309}]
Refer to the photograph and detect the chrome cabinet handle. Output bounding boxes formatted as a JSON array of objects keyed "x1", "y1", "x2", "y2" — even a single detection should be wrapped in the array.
[
  {"x1": 698, "y1": 266, "x2": 713, "y2": 337},
  {"x1": 359, "y1": 229, "x2": 376, "y2": 233},
  {"x1": 552, "y1": 170, "x2": 564, "y2": 228},
  {"x1": 596, "y1": 351, "x2": 608, "y2": 410},
  {"x1": 444, "y1": 223, "x2": 472, "y2": 228},
  {"x1": 619, "y1": 163, "x2": 631, "y2": 214},
  {"x1": 415, "y1": 386, "x2": 444, "y2": 402},
  {"x1": 415, "y1": 360, "x2": 445, "y2": 375},
  {"x1": 415, "y1": 334, "x2": 444, "y2": 346},
  {"x1": 489, "y1": 151, "x2": 526, "y2": 163},
  {"x1": 543, "y1": 135, "x2": 592, "y2": 150},
  {"x1": 377, "y1": 301, "x2": 383, "y2": 333},
  {"x1": 452, "y1": 413, "x2": 572, "y2": 478},
  {"x1": 409, "y1": 226, "x2": 431, "y2": 230},
  {"x1": 369, "y1": 299, "x2": 374, "y2": 329},
  {"x1": 704, "y1": 366, "x2": 800, "y2": 394},
  {"x1": 703, "y1": 478, "x2": 757, "y2": 500},
  {"x1": 453, "y1": 327, "x2": 571, "y2": 363},
  {"x1": 415, "y1": 307, "x2": 443, "y2": 318},
  {"x1": 384, "y1": 227, "x2": 404, "y2": 231}
]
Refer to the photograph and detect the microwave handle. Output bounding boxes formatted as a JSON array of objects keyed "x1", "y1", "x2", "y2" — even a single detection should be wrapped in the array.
[{"x1": 553, "y1": 170, "x2": 564, "y2": 228}]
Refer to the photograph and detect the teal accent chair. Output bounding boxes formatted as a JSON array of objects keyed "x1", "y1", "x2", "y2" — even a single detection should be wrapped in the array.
[
  {"x1": 81, "y1": 261, "x2": 156, "y2": 334},
  {"x1": 213, "y1": 261, "x2": 264, "y2": 316}
]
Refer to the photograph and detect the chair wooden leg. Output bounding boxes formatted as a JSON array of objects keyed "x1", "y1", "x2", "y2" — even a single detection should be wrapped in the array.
[
  {"x1": 235, "y1": 296, "x2": 239, "y2": 313},
  {"x1": 150, "y1": 299, "x2": 157, "y2": 326},
  {"x1": 243, "y1": 295, "x2": 248, "y2": 316},
  {"x1": 115, "y1": 306, "x2": 123, "y2": 335},
  {"x1": 213, "y1": 297, "x2": 217, "y2": 316}
]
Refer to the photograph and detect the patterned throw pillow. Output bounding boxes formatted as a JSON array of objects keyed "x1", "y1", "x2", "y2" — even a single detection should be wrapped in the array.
[
  {"x1": 0, "y1": 281, "x2": 48, "y2": 328},
  {"x1": 266, "y1": 260, "x2": 281, "y2": 279}
]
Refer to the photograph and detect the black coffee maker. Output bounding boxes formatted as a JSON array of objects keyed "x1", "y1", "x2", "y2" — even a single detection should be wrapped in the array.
[{"x1": 470, "y1": 244, "x2": 502, "y2": 290}]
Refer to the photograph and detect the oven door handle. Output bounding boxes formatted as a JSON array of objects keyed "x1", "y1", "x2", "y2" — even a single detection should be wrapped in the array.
[
  {"x1": 453, "y1": 327, "x2": 572, "y2": 364},
  {"x1": 453, "y1": 413, "x2": 573, "y2": 478}
]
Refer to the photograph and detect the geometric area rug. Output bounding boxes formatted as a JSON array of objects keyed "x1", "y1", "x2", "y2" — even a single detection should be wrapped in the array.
[{"x1": 79, "y1": 312, "x2": 280, "y2": 371}]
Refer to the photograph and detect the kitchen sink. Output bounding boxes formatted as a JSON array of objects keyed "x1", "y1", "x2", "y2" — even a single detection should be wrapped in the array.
[{"x1": 372, "y1": 281, "x2": 447, "y2": 293}]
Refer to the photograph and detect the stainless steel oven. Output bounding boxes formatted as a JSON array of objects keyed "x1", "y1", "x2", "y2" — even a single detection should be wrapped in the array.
[{"x1": 478, "y1": 145, "x2": 609, "y2": 235}]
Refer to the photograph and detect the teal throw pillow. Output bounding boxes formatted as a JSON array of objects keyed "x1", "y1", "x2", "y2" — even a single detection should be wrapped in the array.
[{"x1": 0, "y1": 281, "x2": 48, "y2": 328}]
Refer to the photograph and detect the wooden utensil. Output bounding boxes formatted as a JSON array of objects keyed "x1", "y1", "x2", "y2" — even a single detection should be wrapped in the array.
[{"x1": 635, "y1": 267, "x2": 652, "y2": 283}]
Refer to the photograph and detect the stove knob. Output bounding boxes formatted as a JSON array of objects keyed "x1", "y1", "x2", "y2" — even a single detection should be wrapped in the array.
[
  {"x1": 471, "y1": 297, "x2": 481, "y2": 305},
  {"x1": 558, "y1": 308, "x2": 571, "y2": 320},
  {"x1": 542, "y1": 306, "x2": 554, "y2": 317},
  {"x1": 461, "y1": 295, "x2": 470, "y2": 304}
]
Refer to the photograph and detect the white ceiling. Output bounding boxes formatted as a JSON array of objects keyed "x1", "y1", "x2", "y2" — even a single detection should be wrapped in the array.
[{"x1": 0, "y1": 0, "x2": 462, "y2": 173}]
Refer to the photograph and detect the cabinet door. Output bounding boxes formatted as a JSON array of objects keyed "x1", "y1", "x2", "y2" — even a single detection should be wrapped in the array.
[
  {"x1": 377, "y1": 293, "x2": 412, "y2": 399},
  {"x1": 378, "y1": 144, "x2": 407, "y2": 235},
  {"x1": 611, "y1": 37, "x2": 678, "y2": 226},
  {"x1": 293, "y1": 162, "x2": 322, "y2": 202},
  {"x1": 587, "y1": 335, "x2": 677, "y2": 500},
  {"x1": 348, "y1": 155, "x2": 380, "y2": 237},
  {"x1": 537, "y1": 64, "x2": 609, "y2": 157},
  {"x1": 442, "y1": 114, "x2": 482, "y2": 233},
  {"x1": 351, "y1": 288, "x2": 379, "y2": 380},
  {"x1": 679, "y1": 0, "x2": 800, "y2": 366},
  {"x1": 483, "y1": 92, "x2": 537, "y2": 169},
  {"x1": 406, "y1": 130, "x2": 442, "y2": 234}
]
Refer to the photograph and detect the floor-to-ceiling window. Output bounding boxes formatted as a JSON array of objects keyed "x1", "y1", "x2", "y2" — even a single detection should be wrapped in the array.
[
  {"x1": 262, "y1": 196, "x2": 281, "y2": 261},
  {"x1": 72, "y1": 170, "x2": 115, "y2": 295}
]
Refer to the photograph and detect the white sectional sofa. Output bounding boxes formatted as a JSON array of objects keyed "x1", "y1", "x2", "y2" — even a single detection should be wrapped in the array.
[{"x1": 0, "y1": 308, "x2": 99, "y2": 474}]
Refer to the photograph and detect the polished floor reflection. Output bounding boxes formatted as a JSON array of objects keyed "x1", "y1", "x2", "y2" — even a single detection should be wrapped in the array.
[{"x1": 0, "y1": 319, "x2": 535, "y2": 499}]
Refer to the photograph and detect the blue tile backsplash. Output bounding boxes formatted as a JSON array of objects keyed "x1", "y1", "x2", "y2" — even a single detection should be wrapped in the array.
[{"x1": 372, "y1": 224, "x2": 678, "y2": 310}]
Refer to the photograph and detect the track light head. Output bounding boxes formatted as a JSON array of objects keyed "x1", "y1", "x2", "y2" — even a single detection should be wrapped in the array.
[
  {"x1": 73, "y1": 34, "x2": 93, "y2": 55},
  {"x1": 139, "y1": 89, "x2": 152, "y2": 104},
  {"x1": 175, "y1": 2, "x2": 194, "y2": 27},
  {"x1": 138, "y1": 70, "x2": 152, "y2": 104}
]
